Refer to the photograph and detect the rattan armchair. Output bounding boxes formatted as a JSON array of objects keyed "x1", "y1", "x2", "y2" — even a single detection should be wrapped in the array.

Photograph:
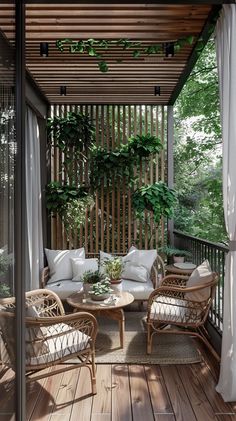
[
  {"x1": 0, "y1": 289, "x2": 98, "y2": 394},
  {"x1": 146, "y1": 273, "x2": 220, "y2": 361}
]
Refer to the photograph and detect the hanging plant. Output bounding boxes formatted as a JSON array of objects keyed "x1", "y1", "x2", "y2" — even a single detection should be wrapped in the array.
[
  {"x1": 90, "y1": 133, "x2": 163, "y2": 189},
  {"x1": 132, "y1": 181, "x2": 177, "y2": 224},
  {"x1": 47, "y1": 112, "x2": 95, "y2": 180},
  {"x1": 46, "y1": 181, "x2": 94, "y2": 233},
  {"x1": 46, "y1": 181, "x2": 90, "y2": 214},
  {"x1": 127, "y1": 134, "x2": 163, "y2": 158},
  {"x1": 56, "y1": 36, "x2": 195, "y2": 73}
]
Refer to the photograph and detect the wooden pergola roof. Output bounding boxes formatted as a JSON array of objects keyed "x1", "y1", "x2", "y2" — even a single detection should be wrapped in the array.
[{"x1": 1, "y1": 2, "x2": 221, "y2": 105}]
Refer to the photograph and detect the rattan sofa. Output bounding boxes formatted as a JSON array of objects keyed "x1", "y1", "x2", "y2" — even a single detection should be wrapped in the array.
[{"x1": 41, "y1": 252, "x2": 165, "y2": 302}]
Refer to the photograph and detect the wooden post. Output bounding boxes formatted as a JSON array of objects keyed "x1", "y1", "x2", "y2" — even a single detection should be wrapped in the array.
[{"x1": 167, "y1": 105, "x2": 174, "y2": 247}]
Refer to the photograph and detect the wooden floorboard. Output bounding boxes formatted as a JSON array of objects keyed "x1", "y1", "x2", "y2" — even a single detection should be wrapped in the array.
[
  {"x1": 111, "y1": 364, "x2": 132, "y2": 421},
  {"x1": 1, "y1": 356, "x2": 236, "y2": 420}
]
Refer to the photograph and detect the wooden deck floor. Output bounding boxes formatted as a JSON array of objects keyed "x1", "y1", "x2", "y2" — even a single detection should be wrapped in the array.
[{"x1": 1, "y1": 343, "x2": 236, "y2": 421}]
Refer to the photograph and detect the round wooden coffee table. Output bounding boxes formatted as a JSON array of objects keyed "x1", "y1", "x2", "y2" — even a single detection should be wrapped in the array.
[{"x1": 67, "y1": 291, "x2": 134, "y2": 348}]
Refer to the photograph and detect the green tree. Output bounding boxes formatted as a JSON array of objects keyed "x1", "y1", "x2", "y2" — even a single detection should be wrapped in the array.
[{"x1": 174, "y1": 39, "x2": 227, "y2": 243}]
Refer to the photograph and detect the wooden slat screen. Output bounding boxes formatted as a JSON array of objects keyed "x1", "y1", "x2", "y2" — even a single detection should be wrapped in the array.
[{"x1": 50, "y1": 104, "x2": 166, "y2": 252}]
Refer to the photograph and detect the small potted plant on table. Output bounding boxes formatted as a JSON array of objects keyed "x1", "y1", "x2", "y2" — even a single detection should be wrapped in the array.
[
  {"x1": 90, "y1": 279, "x2": 113, "y2": 301},
  {"x1": 82, "y1": 270, "x2": 104, "y2": 294}
]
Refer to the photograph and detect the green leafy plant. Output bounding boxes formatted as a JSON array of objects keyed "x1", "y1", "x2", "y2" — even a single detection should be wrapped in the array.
[
  {"x1": 47, "y1": 112, "x2": 95, "y2": 180},
  {"x1": 103, "y1": 257, "x2": 124, "y2": 281},
  {"x1": 90, "y1": 134, "x2": 163, "y2": 188},
  {"x1": 128, "y1": 134, "x2": 163, "y2": 158},
  {"x1": 46, "y1": 181, "x2": 94, "y2": 234},
  {"x1": 90, "y1": 279, "x2": 113, "y2": 296},
  {"x1": 132, "y1": 182, "x2": 177, "y2": 224},
  {"x1": 46, "y1": 181, "x2": 91, "y2": 215},
  {"x1": 159, "y1": 246, "x2": 192, "y2": 258},
  {"x1": 0, "y1": 248, "x2": 12, "y2": 276},
  {"x1": 0, "y1": 282, "x2": 11, "y2": 298},
  {"x1": 56, "y1": 37, "x2": 195, "y2": 73},
  {"x1": 82, "y1": 270, "x2": 104, "y2": 285}
]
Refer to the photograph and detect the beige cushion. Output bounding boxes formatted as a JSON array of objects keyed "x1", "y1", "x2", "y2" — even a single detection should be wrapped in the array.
[
  {"x1": 45, "y1": 248, "x2": 85, "y2": 283},
  {"x1": 150, "y1": 296, "x2": 203, "y2": 324},
  {"x1": 26, "y1": 322, "x2": 90, "y2": 366},
  {"x1": 125, "y1": 246, "x2": 157, "y2": 274},
  {"x1": 71, "y1": 257, "x2": 98, "y2": 281},
  {"x1": 25, "y1": 306, "x2": 49, "y2": 357},
  {"x1": 122, "y1": 262, "x2": 149, "y2": 283},
  {"x1": 186, "y1": 260, "x2": 212, "y2": 302}
]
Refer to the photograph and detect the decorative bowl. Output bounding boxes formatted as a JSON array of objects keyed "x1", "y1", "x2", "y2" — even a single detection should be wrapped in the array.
[{"x1": 90, "y1": 293, "x2": 111, "y2": 301}]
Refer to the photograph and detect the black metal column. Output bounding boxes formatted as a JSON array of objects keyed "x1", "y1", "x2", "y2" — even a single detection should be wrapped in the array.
[{"x1": 15, "y1": 1, "x2": 26, "y2": 419}]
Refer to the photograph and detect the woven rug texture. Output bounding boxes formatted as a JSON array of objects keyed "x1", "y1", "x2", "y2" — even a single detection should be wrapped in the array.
[{"x1": 94, "y1": 312, "x2": 201, "y2": 364}]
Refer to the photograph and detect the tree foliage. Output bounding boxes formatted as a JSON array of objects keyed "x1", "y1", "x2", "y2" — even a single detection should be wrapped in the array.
[{"x1": 174, "y1": 39, "x2": 227, "y2": 243}]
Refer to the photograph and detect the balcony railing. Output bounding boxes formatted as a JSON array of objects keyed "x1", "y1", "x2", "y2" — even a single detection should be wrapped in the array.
[{"x1": 173, "y1": 230, "x2": 229, "y2": 334}]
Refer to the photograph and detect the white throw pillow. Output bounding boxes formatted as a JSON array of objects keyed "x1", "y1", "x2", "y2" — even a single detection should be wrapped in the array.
[
  {"x1": 71, "y1": 258, "x2": 98, "y2": 281},
  {"x1": 122, "y1": 262, "x2": 149, "y2": 283},
  {"x1": 124, "y1": 246, "x2": 157, "y2": 274},
  {"x1": 186, "y1": 260, "x2": 213, "y2": 302},
  {"x1": 99, "y1": 251, "x2": 113, "y2": 275},
  {"x1": 45, "y1": 248, "x2": 85, "y2": 283}
]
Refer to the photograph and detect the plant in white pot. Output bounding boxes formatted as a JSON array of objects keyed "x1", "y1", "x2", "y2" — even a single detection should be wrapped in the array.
[
  {"x1": 159, "y1": 246, "x2": 192, "y2": 264},
  {"x1": 103, "y1": 257, "x2": 124, "y2": 284},
  {"x1": 90, "y1": 279, "x2": 113, "y2": 301},
  {"x1": 82, "y1": 270, "x2": 104, "y2": 294}
]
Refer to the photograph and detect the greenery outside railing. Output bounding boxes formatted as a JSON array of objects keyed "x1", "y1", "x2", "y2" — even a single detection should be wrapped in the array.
[{"x1": 173, "y1": 230, "x2": 228, "y2": 334}]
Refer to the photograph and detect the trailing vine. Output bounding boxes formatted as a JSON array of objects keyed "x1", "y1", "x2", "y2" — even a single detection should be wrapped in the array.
[
  {"x1": 90, "y1": 134, "x2": 163, "y2": 188},
  {"x1": 56, "y1": 36, "x2": 195, "y2": 73}
]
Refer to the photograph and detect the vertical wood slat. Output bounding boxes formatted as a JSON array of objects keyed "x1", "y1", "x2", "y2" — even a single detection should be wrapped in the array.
[
  {"x1": 128, "y1": 105, "x2": 132, "y2": 249},
  {"x1": 122, "y1": 105, "x2": 126, "y2": 253},
  {"x1": 139, "y1": 105, "x2": 143, "y2": 249},
  {"x1": 106, "y1": 105, "x2": 110, "y2": 252},
  {"x1": 133, "y1": 105, "x2": 137, "y2": 246},
  {"x1": 95, "y1": 105, "x2": 99, "y2": 253},
  {"x1": 51, "y1": 104, "x2": 166, "y2": 252},
  {"x1": 100, "y1": 106, "x2": 105, "y2": 251},
  {"x1": 112, "y1": 106, "x2": 115, "y2": 253}
]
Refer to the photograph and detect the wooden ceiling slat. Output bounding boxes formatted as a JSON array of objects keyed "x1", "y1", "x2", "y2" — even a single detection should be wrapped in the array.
[{"x1": 0, "y1": 2, "x2": 214, "y2": 104}]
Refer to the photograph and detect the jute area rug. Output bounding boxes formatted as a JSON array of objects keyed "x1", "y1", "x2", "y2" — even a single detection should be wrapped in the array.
[{"x1": 94, "y1": 312, "x2": 201, "y2": 365}]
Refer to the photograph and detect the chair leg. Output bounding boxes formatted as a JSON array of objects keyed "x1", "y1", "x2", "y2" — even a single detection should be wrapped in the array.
[
  {"x1": 91, "y1": 349, "x2": 97, "y2": 395},
  {"x1": 147, "y1": 322, "x2": 153, "y2": 354}
]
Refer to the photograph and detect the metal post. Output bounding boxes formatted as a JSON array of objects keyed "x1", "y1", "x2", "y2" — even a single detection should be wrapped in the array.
[
  {"x1": 15, "y1": 1, "x2": 26, "y2": 419},
  {"x1": 167, "y1": 105, "x2": 174, "y2": 246}
]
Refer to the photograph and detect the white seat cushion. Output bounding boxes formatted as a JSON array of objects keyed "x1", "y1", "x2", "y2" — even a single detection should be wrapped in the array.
[
  {"x1": 150, "y1": 296, "x2": 203, "y2": 324},
  {"x1": 46, "y1": 280, "x2": 83, "y2": 300},
  {"x1": 26, "y1": 322, "x2": 91, "y2": 366},
  {"x1": 121, "y1": 278, "x2": 154, "y2": 300}
]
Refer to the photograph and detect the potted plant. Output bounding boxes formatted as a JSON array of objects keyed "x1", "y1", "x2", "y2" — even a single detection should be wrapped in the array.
[
  {"x1": 82, "y1": 270, "x2": 104, "y2": 294},
  {"x1": 90, "y1": 279, "x2": 113, "y2": 301},
  {"x1": 159, "y1": 246, "x2": 192, "y2": 263},
  {"x1": 103, "y1": 257, "x2": 123, "y2": 284}
]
